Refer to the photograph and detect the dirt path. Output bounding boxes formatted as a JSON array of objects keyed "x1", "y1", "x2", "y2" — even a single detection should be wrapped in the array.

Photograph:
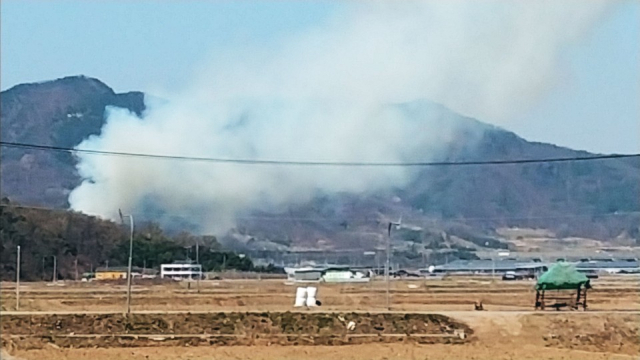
[
  {"x1": 10, "y1": 344, "x2": 638, "y2": 360},
  {"x1": 444, "y1": 311, "x2": 640, "y2": 356},
  {"x1": 1, "y1": 350, "x2": 24, "y2": 360}
]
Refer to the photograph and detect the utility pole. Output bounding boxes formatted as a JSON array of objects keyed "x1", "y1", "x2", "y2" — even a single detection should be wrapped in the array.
[
  {"x1": 16, "y1": 246, "x2": 21, "y2": 311},
  {"x1": 196, "y1": 241, "x2": 200, "y2": 293},
  {"x1": 386, "y1": 227, "x2": 391, "y2": 310},
  {"x1": 386, "y1": 217, "x2": 401, "y2": 311},
  {"x1": 53, "y1": 255, "x2": 57, "y2": 283},
  {"x1": 75, "y1": 258, "x2": 79, "y2": 281},
  {"x1": 492, "y1": 255, "x2": 495, "y2": 279},
  {"x1": 385, "y1": 216, "x2": 402, "y2": 310},
  {"x1": 119, "y1": 209, "x2": 134, "y2": 315}
]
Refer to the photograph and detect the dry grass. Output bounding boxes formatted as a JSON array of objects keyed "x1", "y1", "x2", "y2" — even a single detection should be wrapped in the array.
[
  {"x1": 2, "y1": 276, "x2": 639, "y2": 360},
  {"x1": 2, "y1": 275, "x2": 638, "y2": 313}
]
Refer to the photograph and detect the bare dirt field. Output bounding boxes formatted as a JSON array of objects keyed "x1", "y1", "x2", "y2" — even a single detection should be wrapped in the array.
[
  {"x1": 2, "y1": 275, "x2": 639, "y2": 312},
  {"x1": 1, "y1": 276, "x2": 639, "y2": 359}
]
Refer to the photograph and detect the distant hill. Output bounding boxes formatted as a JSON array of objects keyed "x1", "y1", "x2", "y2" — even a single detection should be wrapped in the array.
[
  {"x1": 0, "y1": 198, "x2": 258, "y2": 281},
  {"x1": 1, "y1": 76, "x2": 639, "y2": 257}
]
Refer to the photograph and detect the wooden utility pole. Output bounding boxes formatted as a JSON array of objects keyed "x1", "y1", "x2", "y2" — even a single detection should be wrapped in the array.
[
  {"x1": 386, "y1": 218, "x2": 401, "y2": 311},
  {"x1": 386, "y1": 227, "x2": 391, "y2": 310},
  {"x1": 119, "y1": 209, "x2": 134, "y2": 315},
  {"x1": 16, "y1": 246, "x2": 21, "y2": 311},
  {"x1": 53, "y1": 255, "x2": 57, "y2": 283},
  {"x1": 196, "y1": 242, "x2": 200, "y2": 293}
]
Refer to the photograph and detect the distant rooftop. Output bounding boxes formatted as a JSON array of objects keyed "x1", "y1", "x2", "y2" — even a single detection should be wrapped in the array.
[
  {"x1": 434, "y1": 260, "x2": 547, "y2": 272},
  {"x1": 433, "y1": 259, "x2": 640, "y2": 272},
  {"x1": 95, "y1": 266, "x2": 157, "y2": 274},
  {"x1": 575, "y1": 260, "x2": 639, "y2": 269},
  {"x1": 167, "y1": 260, "x2": 196, "y2": 265}
]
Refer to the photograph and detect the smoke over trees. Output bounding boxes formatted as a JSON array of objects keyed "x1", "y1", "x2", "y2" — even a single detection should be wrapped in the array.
[{"x1": 68, "y1": 2, "x2": 612, "y2": 235}]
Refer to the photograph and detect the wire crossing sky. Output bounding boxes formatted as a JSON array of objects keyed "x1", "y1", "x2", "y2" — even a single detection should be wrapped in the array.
[
  {"x1": 2, "y1": 141, "x2": 639, "y2": 167},
  {"x1": 1, "y1": 1, "x2": 638, "y2": 154},
  {"x1": 2, "y1": 1, "x2": 638, "y2": 234}
]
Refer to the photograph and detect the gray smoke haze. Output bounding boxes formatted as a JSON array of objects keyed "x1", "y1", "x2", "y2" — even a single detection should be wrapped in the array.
[{"x1": 69, "y1": 1, "x2": 611, "y2": 233}]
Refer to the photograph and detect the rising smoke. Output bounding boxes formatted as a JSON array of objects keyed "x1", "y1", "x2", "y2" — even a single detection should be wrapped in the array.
[{"x1": 69, "y1": 1, "x2": 611, "y2": 233}]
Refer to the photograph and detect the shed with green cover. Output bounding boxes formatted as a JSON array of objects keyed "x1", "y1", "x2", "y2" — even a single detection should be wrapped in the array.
[{"x1": 534, "y1": 262, "x2": 591, "y2": 310}]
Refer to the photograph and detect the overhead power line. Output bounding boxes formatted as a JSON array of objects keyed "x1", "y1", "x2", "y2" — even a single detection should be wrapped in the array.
[{"x1": 1, "y1": 141, "x2": 639, "y2": 167}]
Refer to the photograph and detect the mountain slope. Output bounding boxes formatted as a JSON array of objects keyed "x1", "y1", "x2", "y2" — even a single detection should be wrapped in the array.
[
  {"x1": 1, "y1": 76, "x2": 638, "y2": 251},
  {"x1": 1, "y1": 76, "x2": 145, "y2": 206}
]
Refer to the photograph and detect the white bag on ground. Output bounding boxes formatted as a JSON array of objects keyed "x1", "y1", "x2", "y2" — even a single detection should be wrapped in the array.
[
  {"x1": 294, "y1": 287, "x2": 307, "y2": 307},
  {"x1": 306, "y1": 286, "x2": 317, "y2": 307}
]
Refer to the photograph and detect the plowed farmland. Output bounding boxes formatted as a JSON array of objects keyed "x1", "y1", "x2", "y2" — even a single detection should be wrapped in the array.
[{"x1": 1, "y1": 276, "x2": 638, "y2": 359}]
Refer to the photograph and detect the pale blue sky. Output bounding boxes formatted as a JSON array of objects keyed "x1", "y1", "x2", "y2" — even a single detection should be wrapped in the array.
[{"x1": 1, "y1": 1, "x2": 638, "y2": 154}]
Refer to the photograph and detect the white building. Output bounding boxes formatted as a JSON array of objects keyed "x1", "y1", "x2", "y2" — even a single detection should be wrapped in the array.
[
  {"x1": 160, "y1": 262, "x2": 203, "y2": 280},
  {"x1": 323, "y1": 269, "x2": 369, "y2": 283},
  {"x1": 284, "y1": 265, "x2": 370, "y2": 284},
  {"x1": 284, "y1": 267, "x2": 323, "y2": 283}
]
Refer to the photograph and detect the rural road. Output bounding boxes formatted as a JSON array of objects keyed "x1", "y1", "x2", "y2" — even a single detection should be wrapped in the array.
[{"x1": 2, "y1": 309, "x2": 638, "y2": 316}]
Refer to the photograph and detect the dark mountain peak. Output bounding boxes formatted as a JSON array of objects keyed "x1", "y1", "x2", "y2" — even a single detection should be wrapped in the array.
[
  {"x1": 1, "y1": 76, "x2": 146, "y2": 207},
  {"x1": 1, "y1": 75, "x2": 145, "y2": 144},
  {"x1": 3, "y1": 75, "x2": 115, "y2": 98}
]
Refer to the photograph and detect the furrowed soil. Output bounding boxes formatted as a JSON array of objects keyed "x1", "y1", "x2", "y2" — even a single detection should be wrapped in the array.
[
  {"x1": 4, "y1": 312, "x2": 639, "y2": 360},
  {"x1": 1, "y1": 312, "x2": 471, "y2": 351},
  {"x1": 2, "y1": 276, "x2": 639, "y2": 359}
]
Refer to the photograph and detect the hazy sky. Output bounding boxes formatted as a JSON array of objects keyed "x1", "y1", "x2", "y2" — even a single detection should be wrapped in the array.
[{"x1": 1, "y1": 0, "x2": 638, "y2": 154}]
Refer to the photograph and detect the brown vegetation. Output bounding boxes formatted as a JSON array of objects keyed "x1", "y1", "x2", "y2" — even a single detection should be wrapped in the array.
[{"x1": 1, "y1": 277, "x2": 639, "y2": 359}]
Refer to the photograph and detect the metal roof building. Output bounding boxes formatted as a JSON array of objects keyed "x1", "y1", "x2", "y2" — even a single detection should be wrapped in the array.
[
  {"x1": 432, "y1": 260, "x2": 547, "y2": 274},
  {"x1": 431, "y1": 259, "x2": 640, "y2": 275},
  {"x1": 575, "y1": 260, "x2": 640, "y2": 273}
]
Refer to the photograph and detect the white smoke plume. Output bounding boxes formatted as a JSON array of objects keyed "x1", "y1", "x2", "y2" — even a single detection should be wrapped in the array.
[{"x1": 69, "y1": 1, "x2": 611, "y2": 233}]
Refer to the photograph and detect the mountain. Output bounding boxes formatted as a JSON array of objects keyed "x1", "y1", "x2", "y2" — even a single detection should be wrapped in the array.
[
  {"x1": 1, "y1": 76, "x2": 145, "y2": 206},
  {"x1": 2, "y1": 76, "x2": 639, "y2": 259}
]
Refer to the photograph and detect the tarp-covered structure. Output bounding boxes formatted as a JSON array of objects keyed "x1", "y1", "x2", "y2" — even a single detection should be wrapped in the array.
[
  {"x1": 536, "y1": 262, "x2": 590, "y2": 290},
  {"x1": 535, "y1": 262, "x2": 591, "y2": 310}
]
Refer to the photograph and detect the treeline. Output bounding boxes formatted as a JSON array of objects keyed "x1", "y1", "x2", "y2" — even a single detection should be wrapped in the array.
[{"x1": 0, "y1": 199, "x2": 278, "y2": 281}]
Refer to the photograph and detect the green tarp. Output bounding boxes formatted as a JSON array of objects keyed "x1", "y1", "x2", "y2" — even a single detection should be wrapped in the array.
[{"x1": 536, "y1": 262, "x2": 590, "y2": 290}]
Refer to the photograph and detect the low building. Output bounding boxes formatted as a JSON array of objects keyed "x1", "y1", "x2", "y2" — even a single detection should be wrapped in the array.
[
  {"x1": 94, "y1": 266, "x2": 152, "y2": 280},
  {"x1": 284, "y1": 265, "x2": 371, "y2": 283},
  {"x1": 430, "y1": 260, "x2": 548, "y2": 276},
  {"x1": 160, "y1": 261, "x2": 203, "y2": 280},
  {"x1": 575, "y1": 259, "x2": 640, "y2": 274},
  {"x1": 431, "y1": 258, "x2": 640, "y2": 277},
  {"x1": 285, "y1": 267, "x2": 324, "y2": 282},
  {"x1": 95, "y1": 267, "x2": 129, "y2": 280},
  {"x1": 323, "y1": 269, "x2": 370, "y2": 283}
]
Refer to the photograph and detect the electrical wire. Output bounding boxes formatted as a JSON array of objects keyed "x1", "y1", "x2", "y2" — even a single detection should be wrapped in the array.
[{"x1": 2, "y1": 141, "x2": 639, "y2": 167}]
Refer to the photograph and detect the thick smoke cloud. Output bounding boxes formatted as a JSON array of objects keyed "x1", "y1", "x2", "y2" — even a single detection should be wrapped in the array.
[{"x1": 69, "y1": 1, "x2": 610, "y2": 233}]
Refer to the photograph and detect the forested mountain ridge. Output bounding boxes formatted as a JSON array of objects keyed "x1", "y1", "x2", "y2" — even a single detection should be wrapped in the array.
[{"x1": 1, "y1": 76, "x2": 639, "y2": 261}]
